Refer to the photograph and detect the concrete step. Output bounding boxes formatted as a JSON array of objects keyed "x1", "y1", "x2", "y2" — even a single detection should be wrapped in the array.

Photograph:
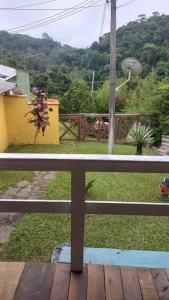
[
  {"x1": 161, "y1": 139, "x2": 169, "y2": 144},
  {"x1": 159, "y1": 136, "x2": 169, "y2": 155}
]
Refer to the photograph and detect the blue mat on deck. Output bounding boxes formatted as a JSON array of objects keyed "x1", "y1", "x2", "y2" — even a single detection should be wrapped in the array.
[{"x1": 51, "y1": 244, "x2": 169, "y2": 268}]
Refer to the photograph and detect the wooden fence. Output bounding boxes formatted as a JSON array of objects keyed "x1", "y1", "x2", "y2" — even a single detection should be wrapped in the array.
[
  {"x1": 59, "y1": 113, "x2": 154, "y2": 142},
  {"x1": 0, "y1": 153, "x2": 169, "y2": 272}
]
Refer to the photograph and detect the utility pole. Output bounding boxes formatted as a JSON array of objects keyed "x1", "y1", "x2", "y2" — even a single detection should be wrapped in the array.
[
  {"x1": 107, "y1": 0, "x2": 116, "y2": 154},
  {"x1": 91, "y1": 70, "x2": 95, "y2": 92},
  {"x1": 24, "y1": 52, "x2": 44, "y2": 73},
  {"x1": 23, "y1": 52, "x2": 44, "y2": 99}
]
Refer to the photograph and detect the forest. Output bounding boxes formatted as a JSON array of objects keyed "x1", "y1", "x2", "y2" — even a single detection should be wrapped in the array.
[
  {"x1": 0, "y1": 12, "x2": 169, "y2": 85},
  {"x1": 0, "y1": 12, "x2": 169, "y2": 142}
]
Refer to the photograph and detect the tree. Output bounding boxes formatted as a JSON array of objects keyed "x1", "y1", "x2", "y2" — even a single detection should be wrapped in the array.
[
  {"x1": 137, "y1": 14, "x2": 147, "y2": 23},
  {"x1": 143, "y1": 43, "x2": 159, "y2": 66},
  {"x1": 123, "y1": 72, "x2": 162, "y2": 145},
  {"x1": 42, "y1": 32, "x2": 53, "y2": 41},
  {"x1": 60, "y1": 80, "x2": 96, "y2": 114},
  {"x1": 48, "y1": 64, "x2": 71, "y2": 96},
  {"x1": 96, "y1": 81, "x2": 109, "y2": 113},
  {"x1": 31, "y1": 64, "x2": 71, "y2": 97},
  {"x1": 1, "y1": 13, "x2": 169, "y2": 83},
  {"x1": 154, "y1": 77, "x2": 169, "y2": 135},
  {"x1": 96, "y1": 79, "x2": 130, "y2": 114},
  {"x1": 124, "y1": 71, "x2": 159, "y2": 113}
]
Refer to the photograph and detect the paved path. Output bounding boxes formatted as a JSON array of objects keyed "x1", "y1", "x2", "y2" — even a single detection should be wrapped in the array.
[{"x1": 0, "y1": 171, "x2": 56, "y2": 243}]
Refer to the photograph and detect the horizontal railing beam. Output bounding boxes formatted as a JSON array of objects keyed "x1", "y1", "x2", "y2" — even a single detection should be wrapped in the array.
[
  {"x1": 85, "y1": 201, "x2": 169, "y2": 216},
  {"x1": 0, "y1": 200, "x2": 71, "y2": 213},
  {"x1": 1, "y1": 200, "x2": 169, "y2": 217},
  {"x1": 0, "y1": 153, "x2": 169, "y2": 172}
]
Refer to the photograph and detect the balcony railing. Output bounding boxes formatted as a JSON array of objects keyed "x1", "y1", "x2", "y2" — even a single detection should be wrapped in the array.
[{"x1": 0, "y1": 153, "x2": 169, "y2": 272}]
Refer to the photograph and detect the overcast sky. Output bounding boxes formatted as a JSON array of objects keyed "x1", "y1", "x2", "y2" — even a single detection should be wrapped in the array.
[{"x1": 0, "y1": 0, "x2": 169, "y2": 48}]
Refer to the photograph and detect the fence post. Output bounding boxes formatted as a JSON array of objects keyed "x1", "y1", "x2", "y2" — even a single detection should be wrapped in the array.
[
  {"x1": 71, "y1": 167, "x2": 85, "y2": 272},
  {"x1": 77, "y1": 115, "x2": 81, "y2": 141}
]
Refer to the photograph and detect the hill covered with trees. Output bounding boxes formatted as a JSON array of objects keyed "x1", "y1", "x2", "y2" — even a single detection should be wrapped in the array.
[
  {"x1": 1, "y1": 12, "x2": 169, "y2": 143},
  {"x1": 0, "y1": 12, "x2": 169, "y2": 90}
]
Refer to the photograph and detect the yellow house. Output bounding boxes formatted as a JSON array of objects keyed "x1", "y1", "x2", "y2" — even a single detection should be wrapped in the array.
[{"x1": 0, "y1": 95, "x2": 59, "y2": 152}]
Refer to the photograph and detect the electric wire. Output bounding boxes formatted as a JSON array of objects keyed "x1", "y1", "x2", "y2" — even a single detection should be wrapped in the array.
[
  {"x1": 8, "y1": 0, "x2": 97, "y2": 31},
  {"x1": 100, "y1": 1, "x2": 107, "y2": 37},
  {"x1": 8, "y1": 0, "x2": 101, "y2": 32},
  {"x1": 0, "y1": 4, "x2": 104, "y2": 11},
  {"x1": 117, "y1": 0, "x2": 135, "y2": 8},
  {"x1": 10, "y1": 6, "x2": 99, "y2": 33},
  {"x1": 106, "y1": 0, "x2": 135, "y2": 8},
  {"x1": 9, "y1": 0, "x2": 102, "y2": 33},
  {"x1": 6, "y1": 0, "x2": 60, "y2": 9}
]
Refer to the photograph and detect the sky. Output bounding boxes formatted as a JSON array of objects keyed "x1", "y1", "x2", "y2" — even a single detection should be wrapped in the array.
[{"x1": 0, "y1": 0, "x2": 169, "y2": 48}]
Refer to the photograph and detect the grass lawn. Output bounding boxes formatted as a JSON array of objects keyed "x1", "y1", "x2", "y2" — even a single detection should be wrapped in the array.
[
  {"x1": 0, "y1": 171, "x2": 34, "y2": 197},
  {"x1": 0, "y1": 141, "x2": 169, "y2": 262}
]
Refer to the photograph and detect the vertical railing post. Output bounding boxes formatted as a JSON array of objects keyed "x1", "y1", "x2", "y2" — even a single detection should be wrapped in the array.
[{"x1": 71, "y1": 167, "x2": 85, "y2": 272}]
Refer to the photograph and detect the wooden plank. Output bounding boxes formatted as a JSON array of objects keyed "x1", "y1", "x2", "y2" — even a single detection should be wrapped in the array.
[
  {"x1": 14, "y1": 263, "x2": 55, "y2": 300},
  {"x1": 2, "y1": 199, "x2": 169, "y2": 218},
  {"x1": 0, "y1": 262, "x2": 25, "y2": 300},
  {"x1": 1, "y1": 153, "x2": 169, "y2": 173},
  {"x1": 87, "y1": 264, "x2": 105, "y2": 300},
  {"x1": 151, "y1": 268, "x2": 169, "y2": 300},
  {"x1": 165, "y1": 268, "x2": 169, "y2": 280},
  {"x1": 85, "y1": 201, "x2": 169, "y2": 217},
  {"x1": 71, "y1": 168, "x2": 85, "y2": 272},
  {"x1": 120, "y1": 267, "x2": 142, "y2": 300},
  {"x1": 0, "y1": 200, "x2": 71, "y2": 213},
  {"x1": 50, "y1": 263, "x2": 70, "y2": 300},
  {"x1": 68, "y1": 265, "x2": 87, "y2": 300},
  {"x1": 137, "y1": 268, "x2": 159, "y2": 300},
  {"x1": 60, "y1": 122, "x2": 79, "y2": 140},
  {"x1": 104, "y1": 265, "x2": 124, "y2": 300}
]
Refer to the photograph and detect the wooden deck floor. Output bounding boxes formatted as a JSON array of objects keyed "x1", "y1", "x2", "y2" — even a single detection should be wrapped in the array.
[{"x1": 0, "y1": 262, "x2": 169, "y2": 300}]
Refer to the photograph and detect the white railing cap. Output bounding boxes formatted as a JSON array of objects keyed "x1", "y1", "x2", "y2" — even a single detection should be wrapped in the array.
[{"x1": 0, "y1": 153, "x2": 169, "y2": 162}]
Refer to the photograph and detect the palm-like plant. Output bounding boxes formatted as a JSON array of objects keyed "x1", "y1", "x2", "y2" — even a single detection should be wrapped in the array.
[{"x1": 127, "y1": 122, "x2": 154, "y2": 155}]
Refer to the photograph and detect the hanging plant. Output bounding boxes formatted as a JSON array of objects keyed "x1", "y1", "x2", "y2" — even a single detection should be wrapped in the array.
[{"x1": 25, "y1": 87, "x2": 53, "y2": 144}]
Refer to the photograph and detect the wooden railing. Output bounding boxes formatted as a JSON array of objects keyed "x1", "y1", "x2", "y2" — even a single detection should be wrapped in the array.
[
  {"x1": 0, "y1": 154, "x2": 169, "y2": 272},
  {"x1": 59, "y1": 113, "x2": 154, "y2": 141}
]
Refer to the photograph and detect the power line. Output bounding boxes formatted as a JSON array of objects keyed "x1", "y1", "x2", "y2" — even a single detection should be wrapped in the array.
[
  {"x1": 8, "y1": 0, "x2": 100, "y2": 32},
  {"x1": 100, "y1": 1, "x2": 107, "y2": 37},
  {"x1": 7, "y1": 0, "x2": 59, "y2": 9},
  {"x1": 9, "y1": 0, "x2": 102, "y2": 33},
  {"x1": 8, "y1": 0, "x2": 96, "y2": 31},
  {"x1": 106, "y1": 0, "x2": 135, "y2": 7},
  {"x1": 10, "y1": 6, "x2": 100, "y2": 34},
  {"x1": 117, "y1": 0, "x2": 135, "y2": 8},
  {"x1": 0, "y1": 4, "x2": 104, "y2": 11}
]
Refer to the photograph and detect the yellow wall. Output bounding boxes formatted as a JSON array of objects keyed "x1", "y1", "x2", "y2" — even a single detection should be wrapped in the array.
[
  {"x1": 4, "y1": 96, "x2": 59, "y2": 146},
  {"x1": 0, "y1": 95, "x2": 8, "y2": 152}
]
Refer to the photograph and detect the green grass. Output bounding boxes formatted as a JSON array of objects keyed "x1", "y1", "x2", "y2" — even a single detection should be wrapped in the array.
[
  {"x1": 6, "y1": 140, "x2": 157, "y2": 155},
  {"x1": 0, "y1": 171, "x2": 34, "y2": 197},
  {"x1": 1, "y1": 142, "x2": 168, "y2": 262}
]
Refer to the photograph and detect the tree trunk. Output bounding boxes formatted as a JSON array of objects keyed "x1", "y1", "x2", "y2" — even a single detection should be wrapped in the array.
[{"x1": 136, "y1": 144, "x2": 142, "y2": 155}]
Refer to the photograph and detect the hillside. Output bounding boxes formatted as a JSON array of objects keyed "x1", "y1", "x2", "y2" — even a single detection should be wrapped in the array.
[{"x1": 0, "y1": 12, "x2": 169, "y2": 88}]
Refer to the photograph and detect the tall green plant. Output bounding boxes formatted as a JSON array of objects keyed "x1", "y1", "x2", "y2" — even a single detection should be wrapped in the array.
[
  {"x1": 60, "y1": 80, "x2": 96, "y2": 113},
  {"x1": 125, "y1": 71, "x2": 159, "y2": 113},
  {"x1": 155, "y1": 78, "x2": 169, "y2": 135},
  {"x1": 127, "y1": 123, "x2": 154, "y2": 155}
]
